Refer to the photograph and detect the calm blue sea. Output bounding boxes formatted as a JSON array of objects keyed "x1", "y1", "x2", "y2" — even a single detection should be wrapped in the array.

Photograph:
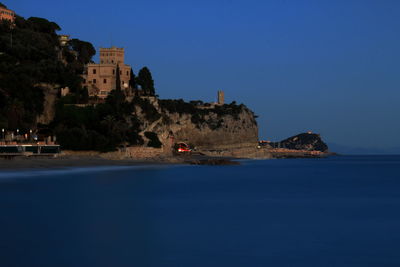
[{"x1": 0, "y1": 155, "x2": 400, "y2": 267}]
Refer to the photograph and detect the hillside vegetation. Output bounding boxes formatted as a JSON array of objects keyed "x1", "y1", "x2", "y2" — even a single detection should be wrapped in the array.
[
  {"x1": 0, "y1": 10, "x2": 258, "y2": 152},
  {"x1": 0, "y1": 14, "x2": 93, "y2": 130}
]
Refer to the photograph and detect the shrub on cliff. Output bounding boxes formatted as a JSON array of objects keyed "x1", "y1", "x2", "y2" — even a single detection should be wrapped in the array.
[
  {"x1": 144, "y1": 131, "x2": 162, "y2": 148},
  {"x1": 159, "y1": 99, "x2": 197, "y2": 114},
  {"x1": 132, "y1": 97, "x2": 161, "y2": 122}
]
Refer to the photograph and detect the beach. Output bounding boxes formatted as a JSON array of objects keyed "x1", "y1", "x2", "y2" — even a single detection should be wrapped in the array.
[
  {"x1": 0, "y1": 155, "x2": 174, "y2": 170},
  {"x1": 0, "y1": 153, "x2": 241, "y2": 170}
]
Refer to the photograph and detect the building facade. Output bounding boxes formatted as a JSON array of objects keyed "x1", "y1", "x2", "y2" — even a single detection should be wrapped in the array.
[
  {"x1": 59, "y1": 35, "x2": 70, "y2": 47},
  {"x1": 82, "y1": 47, "x2": 131, "y2": 99},
  {"x1": 217, "y1": 90, "x2": 225, "y2": 105},
  {"x1": 0, "y1": 6, "x2": 15, "y2": 23}
]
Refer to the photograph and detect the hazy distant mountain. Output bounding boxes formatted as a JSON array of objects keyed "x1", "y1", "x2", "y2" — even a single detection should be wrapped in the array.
[{"x1": 328, "y1": 143, "x2": 400, "y2": 155}]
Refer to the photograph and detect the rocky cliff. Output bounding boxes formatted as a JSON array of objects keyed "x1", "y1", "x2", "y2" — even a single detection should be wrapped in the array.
[{"x1": 134, "y1": 98, "x2": 260, "y2": 153}]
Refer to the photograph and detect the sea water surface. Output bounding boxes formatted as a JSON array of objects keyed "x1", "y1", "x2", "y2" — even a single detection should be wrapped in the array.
[{"x1": 0, "y1": 155, "x2": 400, "y2": 267}]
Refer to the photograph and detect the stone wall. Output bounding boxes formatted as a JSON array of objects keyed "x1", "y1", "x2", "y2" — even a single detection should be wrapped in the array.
[
  {"x1": 63, "y1": 146, "x2": 166, "y2": 160},
  {"x1": 124, "y1": 146, "x2": 166, "y2": 159},
  {"x1": 36, "y1": 83, "x2": 58, "y2": 125}
]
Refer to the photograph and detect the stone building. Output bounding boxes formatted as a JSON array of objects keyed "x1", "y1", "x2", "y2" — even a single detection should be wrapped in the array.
[
  {"x1": 0, "y1": 5, "x2": 15, "y2": 23},
  {"x1": 82, "y1": 47, "x2": 131, "y2": 98},
  {"x1": 59, "y1": 35, "x2": 70, "y2": 47},
  {"x1": 217, "y1": 90, "x2": 225, "y2": 105}
]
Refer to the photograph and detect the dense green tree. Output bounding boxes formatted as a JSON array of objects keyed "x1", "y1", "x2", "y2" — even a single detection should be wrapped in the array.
[
  {"x1": 129, "y1": 69, "x2": 138, "y2": 95},
  {"x1": 137, "y1": 67, "x2": 155, "y2": 96},
  {"x1": 26, "y1": 17, "x2": 61, "y2": 35},
  {"x1": 129, "y1": 69, "x2": 137, "y2": 88},
  {"x1": 68, "y1": 38, "x2": 95, "y2": 64},
  {"x1": 106, "y1": 90, "x2": 126, "y2": 118},
  {"x1": 53, "y1": 100, "x2": 143, "y2": 151}
]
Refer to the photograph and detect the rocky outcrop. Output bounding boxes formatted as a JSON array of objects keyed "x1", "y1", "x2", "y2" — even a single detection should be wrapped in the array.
[{"x1": 272, "y1": 133, "x2": 329, "y2": 152}]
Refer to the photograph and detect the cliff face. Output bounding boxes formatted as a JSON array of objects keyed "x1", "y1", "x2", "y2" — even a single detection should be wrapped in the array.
[{"x1": 135, "y1": 98, "x2": 259, "y2": 150}]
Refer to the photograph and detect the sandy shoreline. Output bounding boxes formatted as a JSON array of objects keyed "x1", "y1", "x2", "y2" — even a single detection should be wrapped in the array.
[
  {"x1": 0, "y1": 154, "x2": 243, "y2": 171},
  {"x1": 0, "y1": 155, "x2": 179, "y2": 171}
]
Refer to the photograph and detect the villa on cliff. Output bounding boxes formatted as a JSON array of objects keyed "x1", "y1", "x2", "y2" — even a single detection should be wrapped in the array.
[
  {"x1": 0, "y1": 5, "x2": 15, "y2": 23},
  {"x1": 82, "y1": 47, "x2": 132, "y2": 99}
]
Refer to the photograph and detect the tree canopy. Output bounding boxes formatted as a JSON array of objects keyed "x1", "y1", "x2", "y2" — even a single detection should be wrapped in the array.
[
  {"x1": 26, "y1": 17, "x2": 61, "y2": 34},
  {"x1": 68, "y1": 38, "x2": 95, "y2": 64},
  {"x1": 137, "y1": 67, "x2": 155, "y2": 96}
]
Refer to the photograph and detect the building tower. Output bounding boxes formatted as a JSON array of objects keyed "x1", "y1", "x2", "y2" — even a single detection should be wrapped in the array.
[
  {"x1": 100, "y1": 47, "x2": 125, "y2": 64},
  {"x1": 217, "y1": 90, "x2": 224, "y2": 105},
  {"x1": 82, "y1": 46, "x2": 131, "y2": 99}
]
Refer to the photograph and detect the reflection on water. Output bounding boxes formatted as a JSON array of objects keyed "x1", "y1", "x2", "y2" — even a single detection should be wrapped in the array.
[{"x1": 1, "y1": 156, "x2": 400, "y2": 267}]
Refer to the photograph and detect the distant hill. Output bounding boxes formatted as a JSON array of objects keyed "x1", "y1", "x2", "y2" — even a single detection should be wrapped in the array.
[{"x1": 268, "y1": 133, "x2": 329, "y2": 152}]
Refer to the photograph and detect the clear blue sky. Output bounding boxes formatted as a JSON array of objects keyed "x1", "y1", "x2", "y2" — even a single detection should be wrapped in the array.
[{"x1": 8, "y1": 0, "x2": 400, "y2": 151}]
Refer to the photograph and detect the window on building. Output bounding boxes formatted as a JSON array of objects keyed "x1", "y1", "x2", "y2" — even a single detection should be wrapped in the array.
[
  {"x1": 103, "y1": 79, "x2": 107, "y2": 84},
  {"x1": 120, "y1": 71, "x2": 122, "y2": 75},
  {"x1": 93, "y1": 79, "x2": 96, "y2": 84},
  {"x1": 93, "y1": 69, "x2": 96, "y2": 74},
  {"x1": 113, "y1": 69, "x2": 115, "y2": 75},
  {"x1": 83, "y1": 79, "x2": 86, "y2": 83},
  {"x1": 127, "y1": 71, "x2": 129, "y2": 76}
]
